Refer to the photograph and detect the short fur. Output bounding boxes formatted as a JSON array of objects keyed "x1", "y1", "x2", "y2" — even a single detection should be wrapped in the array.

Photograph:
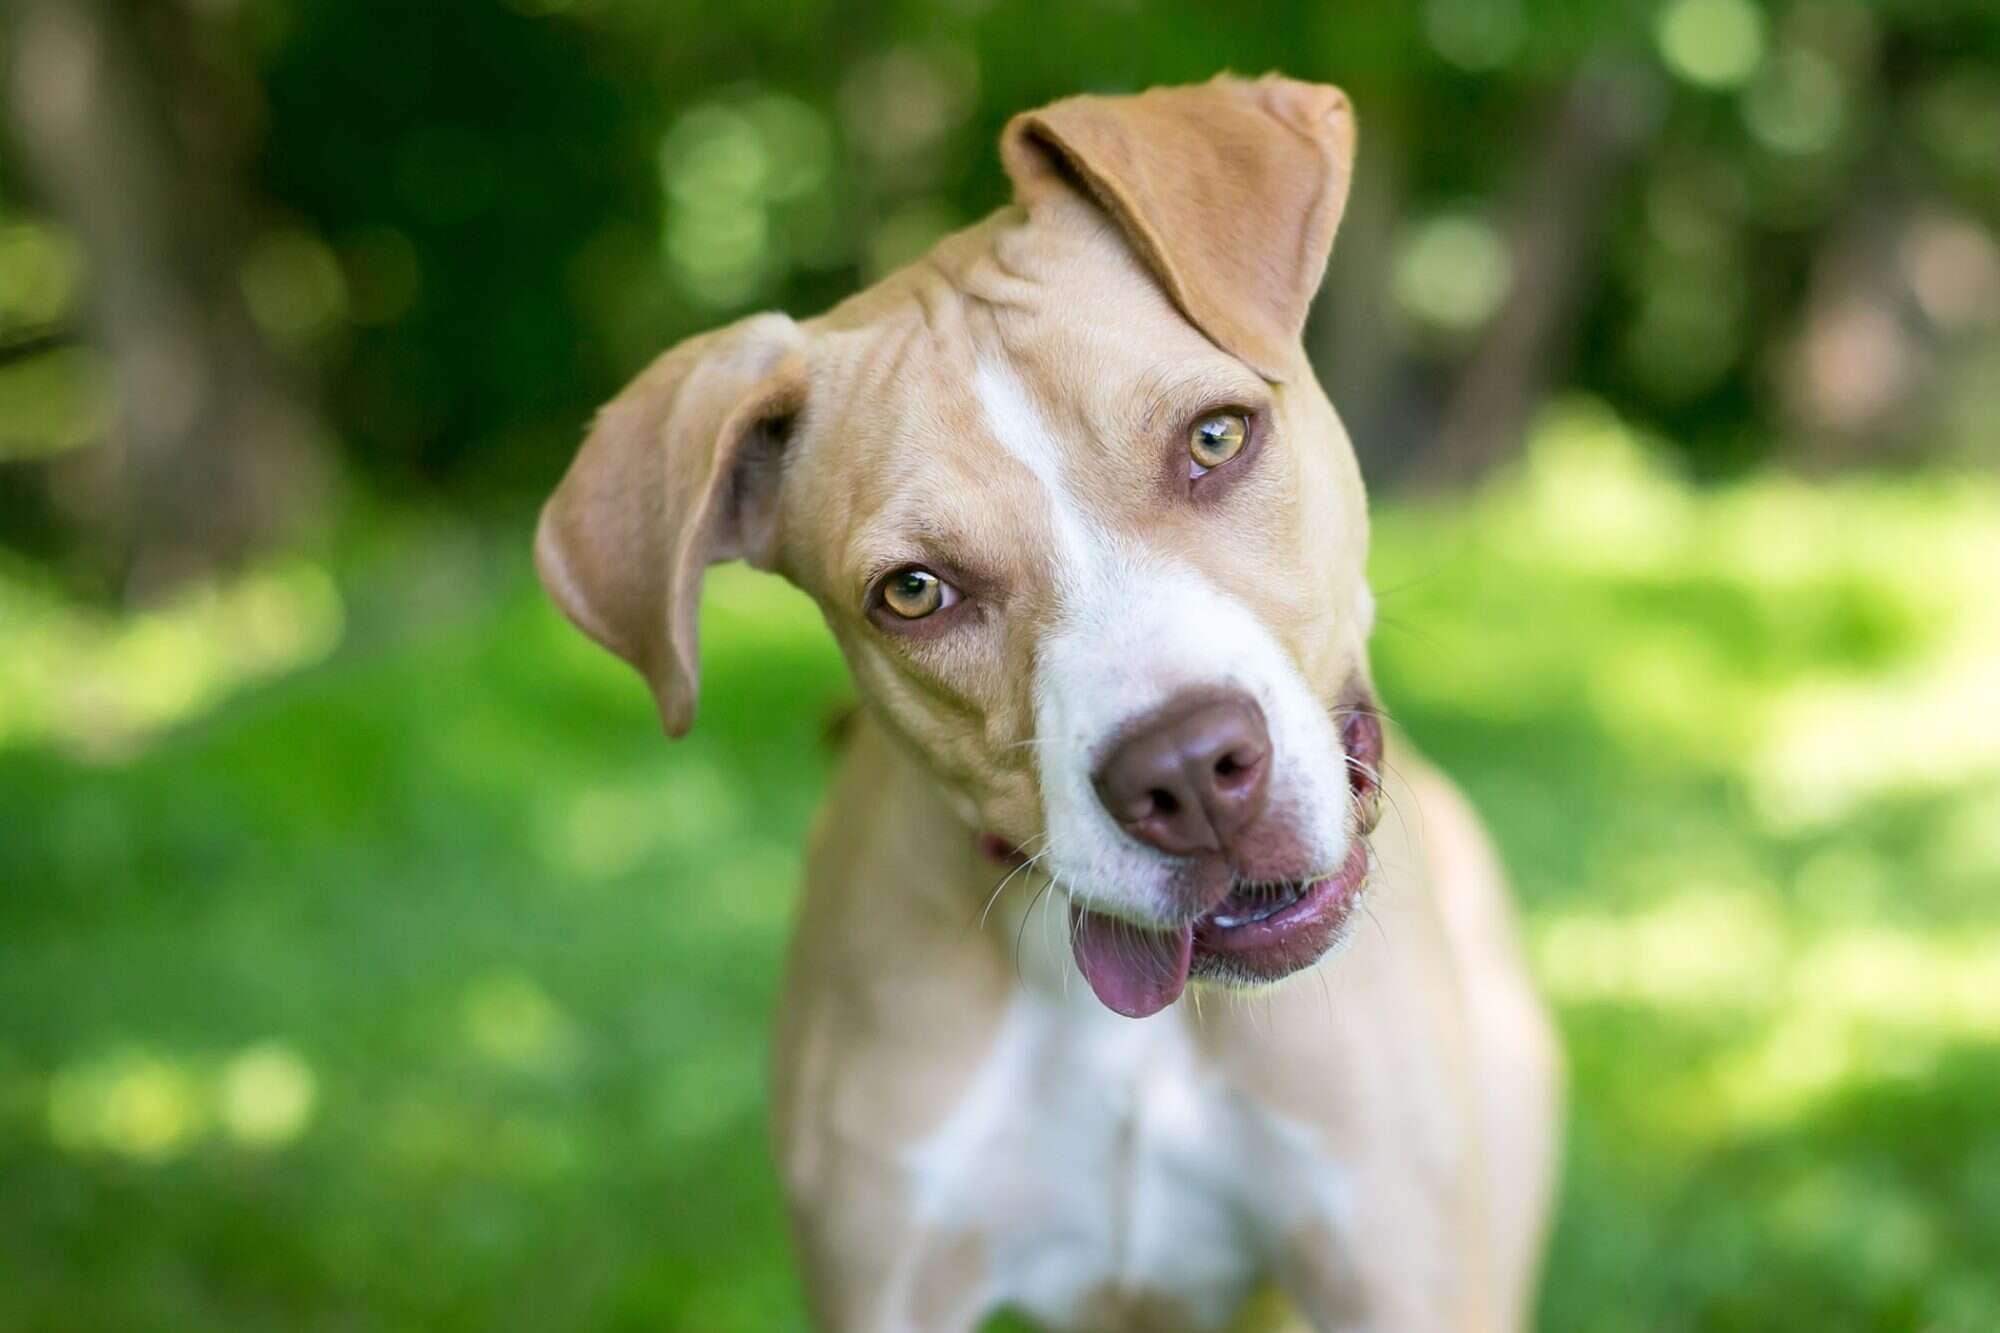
[{"x1": 536, "y1": 74, "x2": 1561, "y2": 1332}]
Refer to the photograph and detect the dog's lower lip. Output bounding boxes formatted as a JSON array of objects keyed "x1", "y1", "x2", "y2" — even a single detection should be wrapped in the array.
[{"x1": 1192, "y1": 838, "x2": 1369, "y2": 957}]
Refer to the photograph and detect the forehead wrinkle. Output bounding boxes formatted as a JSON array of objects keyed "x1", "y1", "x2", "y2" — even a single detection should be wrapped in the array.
[
  {"x1": 911, "y1": 207, "x2": 1062, "y2": 316},
  {"x1": 793, "y1": 319, "x2": 926, "y2": 548},
  {"x1": 978, "y1": 300, "x2": 1138, "y2": 478},
  {"x1": 832, "y1": 367, "x2": 1037, "y2": 588},
  {"x1": 826, "y1": 303, "x2": 977, "y2": 476},
  {"x1": 854, "y1": 311, "x2": 937, "y2": 409},
  {"x1": 973, "y1": 324, "x2": 1153, "y2": 553},
  {"x1": 1133, "y1": 360, "x2": 1269, "y2": 427}
]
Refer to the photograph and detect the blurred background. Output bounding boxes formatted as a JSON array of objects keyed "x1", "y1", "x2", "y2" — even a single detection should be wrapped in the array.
[{"x1": 2, "y1": 0, "x2": 1997, "y2": 1328}]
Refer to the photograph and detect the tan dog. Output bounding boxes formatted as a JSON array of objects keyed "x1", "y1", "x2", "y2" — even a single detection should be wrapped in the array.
[{"x1": 536, "y1": 75, "x2": 1561, "y2": 1333}]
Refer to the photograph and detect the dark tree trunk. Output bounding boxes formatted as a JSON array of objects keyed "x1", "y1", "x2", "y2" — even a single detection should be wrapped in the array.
[
  {"x1": 3, "y1": 0, "x2": 332, "y2": 598},
  {"x1": 1415, "y1": 67, "x2": 1662, "y2": 488}
]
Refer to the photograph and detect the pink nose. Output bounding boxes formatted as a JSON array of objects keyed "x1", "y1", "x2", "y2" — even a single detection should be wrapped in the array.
[{"x1": 1092, "y1": 693, "x2": 1272, "y2": 856}]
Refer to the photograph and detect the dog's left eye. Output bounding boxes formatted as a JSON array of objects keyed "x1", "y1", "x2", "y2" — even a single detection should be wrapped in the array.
[
  {"x1": 1188, "y1": 411, "x2": 1249, "y2": 474},
  {"x1": 877, "y1": 566, "x2": 959, "y2": 621}
]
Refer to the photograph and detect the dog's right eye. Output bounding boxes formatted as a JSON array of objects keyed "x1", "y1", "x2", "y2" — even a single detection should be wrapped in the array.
[
  {"x1": 1189, "y1": 411, "x2": 1249, "y2": 472},
  {"x1": 876, "y1": 566, "x2": 959, "y2": 621}
]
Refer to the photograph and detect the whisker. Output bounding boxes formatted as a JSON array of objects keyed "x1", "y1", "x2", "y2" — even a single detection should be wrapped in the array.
[
  {"x1": 975, "y1": 847, "x2": 1049, "y2": 933},
  {"x1": 1057, "y1": 878, "x2": 1078, "y2": 1001},
  {"x1": 973, "y1": 833, "x2": 1050, "y2": 927},
  {"x1": 993, "y1": 735, "x2": 1067, "y2": 753},
  {"x1": 1016, "y1": 878, "x2": 1055, "y2": 984},
  {"x1": 1342, "y1": 753, "x2": 1385, "y2": 787},
  {"x1": 1328, "y1": 702, "x2": 1399, "y2": 727},
  {"x1": 1361, "y1": 896, "x2": 1390, "y2": 950},
  {"x1": 1367, "y1": 752, "x2": 1430, "y2": 863},
  {"x1": 1370, "y1": 614, "x2": 1453, "y2": 656}
]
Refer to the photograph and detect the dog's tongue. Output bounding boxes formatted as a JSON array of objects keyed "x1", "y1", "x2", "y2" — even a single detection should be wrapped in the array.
[{"x1": 1069, "y1": 906, "x2": 1193, "y2": 1018}]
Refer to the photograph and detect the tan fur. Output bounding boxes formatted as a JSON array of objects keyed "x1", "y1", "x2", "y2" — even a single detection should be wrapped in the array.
[
  {"x1": 771, "y1": 720, "x2": 1559, "y2": 1330},
  {"x1": 1001, "y1": 76, "x2": 1355, "y2": 382},
  {"x1": 537, "y1": 74, "x2": 1561, "y2": 1331},
  {"x1": 536, "y1": 312, "x2": 806, "y2": 735}
]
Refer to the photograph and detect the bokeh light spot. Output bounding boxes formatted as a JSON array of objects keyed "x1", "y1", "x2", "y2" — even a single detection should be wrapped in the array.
[
  {"x1": 1743, "y1": 48, "x2": 1845, "y2": 154},
  {"x1": 1898, "y1": 213, "x2": 2000, "y2": 333},
  {"x1": 1423, "y1": 0, "x2": 1527, "y2": 71},
  {"x1": 0, "y1": 555, "x2": 344, "y2": 759},
  {"x1": 463, "y1": 971, "x2": 577, "y2": 1074},
  {"x1": 657, "y1": 100, "x2": 817, "y2": 309},
  {"x1": 218, "y1": 1043, "x2": 318, "y2": 1148},
  {"x1": 741, "y1": 95, "x2": 835, "y2": 204},
  {"x1": 239, "y1": 229, "x2": 350, "y2": 342},
  {"x1": 0, "y1": 220, "x2": 86, "y2": 330},
  {"x1": 48, "y1": 1050, "x2": 205, "y2": 1163},
  {"x1": 1390, "y1": 213, "x2": 1512, "y2": 334},
  {"x1": 0, "y1": 345, "x2": 115, "y2": 461},
  {"x1": 839, "y1": 44, "x2": 979, "y2": 163},
  {"x1": 662, "y1": 106, "x2": 771, "y2": 208},
  {"x1": 1657, "y1": 0, "x2": 1766, "y2": 90}
]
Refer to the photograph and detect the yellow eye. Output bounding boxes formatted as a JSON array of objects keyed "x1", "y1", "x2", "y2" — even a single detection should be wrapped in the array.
[
  {"x1": 1189, "y1": 412, "x2": 1249, "y2": 471},
  {"x1": 881, "y1": 567, "x2": 948, "y2": 619}
]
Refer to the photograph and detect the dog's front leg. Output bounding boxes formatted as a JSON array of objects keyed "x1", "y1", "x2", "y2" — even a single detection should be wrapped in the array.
[
  {"x1": 1267, "y1": 1185, "x2": 1506, "y2": 1333},
  {"x1": 772, "y1": 720, "x2": 1025, "y2": 1332},
  {"x1": 776, "y1": 1020, "x2": 997, "y2": 1333},
  {"x1": 1272, "y1": 1229, "x2": 1486, "y2": 1333},
  {"x1": 784, "y1": 1148, "x2": 990, "y2": 1333}
]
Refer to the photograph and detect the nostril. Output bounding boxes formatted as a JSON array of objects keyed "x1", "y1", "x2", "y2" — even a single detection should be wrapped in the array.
[
  {"x1": 1092, "y1": 690, "x2": 1271, "y2": 855},
  {"x1": 1213, "y1": 747, "x2": 1262, "y2": 791}
]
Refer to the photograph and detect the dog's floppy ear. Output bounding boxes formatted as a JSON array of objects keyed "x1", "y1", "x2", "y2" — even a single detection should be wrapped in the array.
[
  {"x1": 535, "y1": 312, "x2": 806, "y2": 737},
  {"x1": 1001, "y1": 74, "x2": 1356, "y2": 382}
]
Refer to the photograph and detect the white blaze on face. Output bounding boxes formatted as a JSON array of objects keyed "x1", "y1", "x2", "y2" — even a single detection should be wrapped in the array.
[
  {"x1": 969, "y1": 360, "x2": 1111, "y2": 605},
  {"x1": 972, "y1": 360, "x2": 1353, "y2": 924}
]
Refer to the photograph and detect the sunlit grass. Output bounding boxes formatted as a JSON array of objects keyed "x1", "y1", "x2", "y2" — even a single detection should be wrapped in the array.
[
  {"x1": 1, "y1": 420, "x2": 1996, "y2": 1329},
  {"x1": 1362, "y1": 402, "x2": 2000, "y2": 1331},
  {"x1": 43, "y1": 1040, "x2": 319, "y2": 1162},
  {"x1": 0, "y1": 554, "x2": 344, "y2": 760}
]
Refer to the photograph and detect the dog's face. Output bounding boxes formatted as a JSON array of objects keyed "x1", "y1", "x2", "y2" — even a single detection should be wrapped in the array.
[{"x1": 537, "y1": 76, "x2": 1384, "y2": 1017}]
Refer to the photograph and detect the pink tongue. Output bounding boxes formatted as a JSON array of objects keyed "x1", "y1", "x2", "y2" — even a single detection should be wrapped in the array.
[{"x1": 1069, "y1": 907, "x2": 1193, "y2": 1018}]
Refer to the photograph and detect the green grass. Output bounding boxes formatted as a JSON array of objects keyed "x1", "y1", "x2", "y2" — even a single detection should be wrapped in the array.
[{"x1": 3, "y1": 416, "x2": 1998, "y2": 1331}]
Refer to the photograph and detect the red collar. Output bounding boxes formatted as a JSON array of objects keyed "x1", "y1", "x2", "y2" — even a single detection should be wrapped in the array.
[{"x1": 976, "y1": 833, "x2": 1028, "y2": 867}]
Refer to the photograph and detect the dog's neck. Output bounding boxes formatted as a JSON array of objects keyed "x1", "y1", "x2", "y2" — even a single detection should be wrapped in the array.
[{"x1": 842, "y1": 711, "x2": 1118, "y2": 1008}]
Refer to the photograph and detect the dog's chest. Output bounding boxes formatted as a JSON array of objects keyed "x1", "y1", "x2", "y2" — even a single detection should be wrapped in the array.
[{"x1": 899, "y1": 989, "x2": 1347, "y2": 1330}]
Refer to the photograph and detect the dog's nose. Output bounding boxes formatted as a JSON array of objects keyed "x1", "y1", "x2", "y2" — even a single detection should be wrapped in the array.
[{"x1": 1093, "y1": 693, "x2": 1271, "y2": 856}]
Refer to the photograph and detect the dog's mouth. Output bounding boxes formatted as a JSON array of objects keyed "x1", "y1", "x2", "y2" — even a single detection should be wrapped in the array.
[
  {"x1": 1066, "y1": 838, "x2": 1371, "y2": 1019},
  {"x1": 1063, "y1": 702, "x2": 1384, "y2": 1019}
]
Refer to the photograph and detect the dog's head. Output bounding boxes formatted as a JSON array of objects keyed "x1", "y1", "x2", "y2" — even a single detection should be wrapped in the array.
[{"x1": 537, "y1": 75, "x2": 1384, "y2": 1017}]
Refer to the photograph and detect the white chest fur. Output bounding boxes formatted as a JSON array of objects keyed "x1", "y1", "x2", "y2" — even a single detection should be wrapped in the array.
[{"x1": 895, "y1": 978, "x2": 1351, "y2": 1330}]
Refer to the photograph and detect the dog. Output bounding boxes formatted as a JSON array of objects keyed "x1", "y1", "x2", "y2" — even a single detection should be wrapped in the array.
[{"x1": 535, "y1": 74, "x2": 1561, "y2": 1333}]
